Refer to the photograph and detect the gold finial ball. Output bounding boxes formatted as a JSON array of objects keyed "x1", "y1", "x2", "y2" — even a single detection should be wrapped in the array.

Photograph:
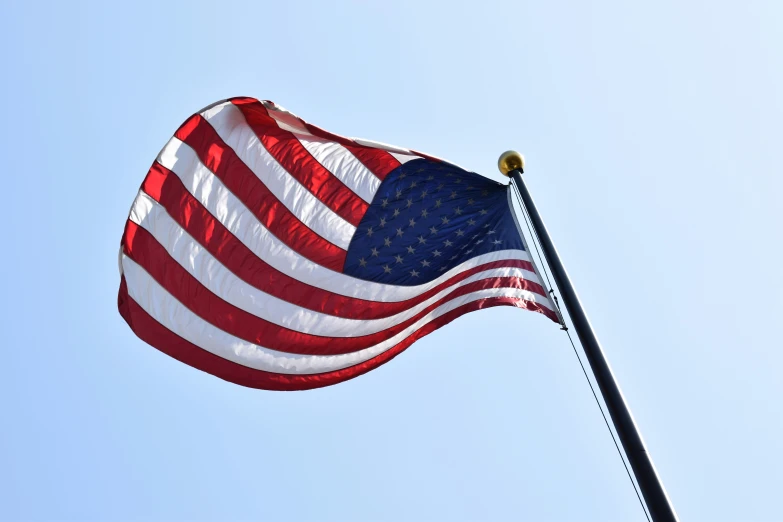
[{"x1": 498, "y1": 150, "x2": 525, "y2": 176}]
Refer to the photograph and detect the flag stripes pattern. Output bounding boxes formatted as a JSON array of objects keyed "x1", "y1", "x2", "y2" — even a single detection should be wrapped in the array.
[{"x1": 118, "y1": 97, "x2": 558, "y2": 390}]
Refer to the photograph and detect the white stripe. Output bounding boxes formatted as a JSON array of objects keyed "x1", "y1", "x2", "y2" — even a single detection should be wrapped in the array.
[
  {"x1": 261, "y1": 101, "x2": 311, "y2": 135},
  {"x1": 197, "y1": 102, "x2": 355, "y2": 249},
  {"x1": 127, "y1": 195, "x2": 550, "y2": 335},
  {"x1": 122, "y1": 253, "x2": 544, "y2": 375},
  {"x1": 295, "y1": 135, "x2": 381, "y2": 203},
  {"x1": 130, "y1": 192, "x2": 536, "y2": 303},
  {"x1": 261, "y1": 104, "x2": 390, "y2": 202},
  {"x1": 262, "y1": 102, "x2": 423, "y2": 165},
  {"x1": 261, "y1": 100, "x2": 449, "y2": 169},
  {"x1": 389, "y1": 152, "x2": 421, "y2": 164},
  {"x1": 352, "y1": 137, "x2": 414, "y2": 155}
]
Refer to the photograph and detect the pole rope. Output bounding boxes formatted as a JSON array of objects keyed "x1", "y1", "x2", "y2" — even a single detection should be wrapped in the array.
[
  {"x1": 510, "y1": 180, "x2": 651, "y2": 522},
  {"x1": 510, "y1": 182, "x2": 561, "y2": 323}
]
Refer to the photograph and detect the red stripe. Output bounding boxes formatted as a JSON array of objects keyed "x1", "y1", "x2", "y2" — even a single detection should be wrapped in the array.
[
  {"x1": 227, "y1": 98, "x2": 368, "y2": 226},
  {"x1": 123, "y1": 220, "x2": 557, "y2": 356},
  {"x1": 167, "y1": 118, "x2": 346, "y2": 271},
  {"x1": 259, "y1": 101, "x2": 306, "y2": 133},
  {"x1": 303, "y1": 122, "x2": 402, "y2": 180},
  {"x1": 408, "y1": 149, "x2": 443, "y2": 163},
  {"x1": 232, "y1": 97, "x2": 402, "y2": 180},
  {"x1": 118, "y1": 276, "x2": 555, "y2": 391}
]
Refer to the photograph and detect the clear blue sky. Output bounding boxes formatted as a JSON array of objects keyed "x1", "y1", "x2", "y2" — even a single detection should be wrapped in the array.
[{"x1": 1, "y1": 1, "x2": 781, "y2": 521}]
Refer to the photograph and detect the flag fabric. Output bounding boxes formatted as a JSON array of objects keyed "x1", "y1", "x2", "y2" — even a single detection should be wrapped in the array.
[{"x1": 118, "y1": 97, "x2": 559, "y2": 390}]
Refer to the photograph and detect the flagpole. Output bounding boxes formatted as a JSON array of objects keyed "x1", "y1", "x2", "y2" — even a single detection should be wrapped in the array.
[{"x1": 499, "y1": 151, "x2": 678, "y2": 522}]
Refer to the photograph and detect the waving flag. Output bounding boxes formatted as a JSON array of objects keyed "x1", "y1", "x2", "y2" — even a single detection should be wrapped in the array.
[{"x1": 117, "y1": 97, "x2": 559, "y2": 390}]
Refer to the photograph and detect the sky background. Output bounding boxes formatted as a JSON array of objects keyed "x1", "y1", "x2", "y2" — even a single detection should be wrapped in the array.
[{"x1": 1, "y1": 1, "x2": 781, "y2": 521}]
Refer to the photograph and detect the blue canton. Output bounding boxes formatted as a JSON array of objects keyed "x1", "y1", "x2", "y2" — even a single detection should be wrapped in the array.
[{"x1": 343, "y1": 159, "x2": 525, "y2": 285}]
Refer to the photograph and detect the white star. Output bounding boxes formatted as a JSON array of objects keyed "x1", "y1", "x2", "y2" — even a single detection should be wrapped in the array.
[
  {"x1": 417, "y1": 235, "x2": 427, "y2": 245},
  {"x1": 444, "y1": 239, "x2": 453, "y2": 247},
  {"x1": 454, "y1": 207, "x2": 463, "y2": 215},
  {"x1": 475, "y1": 239, "x2": 484, "y2": 245},
  {"x1": 395, "y1": 254, "x2": 404, "y2": 263},
  {"x1": 421, "y1": 259, "x2": 431, "y2": 267},
  {"x1": 366, "y1": 227, "x2": 374, "y2": 236},
  {"x1": 421, "y1": 189, "x2": 429, "y2": 198},
  {"x1": 421, "y1": 209, "x2": 429, "y2": 218},
  {"x1": 472, "y1": 234, "x2": 480, "y2": 240},
  {"x1": 396, "y1": 227, "x2": 404, "y2": 237},
  {"x1": 435, "y1": 199, "x2": 442, "y2": 208},
  {"x1": 467, "y1": 198, "x2": 475, "y2": 205},
  {"x1": 406, "y1": 245, "x2": 416, "y2": 254},
  {"x1": 358, "y1": 258, "x2": 367, "y2": 267},
  {"x1": 455, "y1": 178, "x2": 462, "y2": 184},
  {"x1": 383, "y1": 264, "x2": 392, "y2": 274},
  {"x1": 396, "y1": 189, "x2": 403, "y2": 198},
  {"x1": 429, "y1": 226, "x2": 438, "y2": 234},
  {"x1": 426, "y1": 175, "x2": 435, "y2": 181},
  {"x1": 408, "y1": 218, "x2": 416, "y2": 227},
  {"x1": 487, "y1": 229, "x2": 496, "y2": 234},
  {"x1": 437, "y1": 183, "x2": 445, "y2": 190},
  {"x1": 439, "y1": 266, "x2": 448, "y2": 271},
  {"x1": 379, "y1": 217, "x2": 387, "y2": 227},
  {"x1": 450, "y1": 191, "x2": 457, "y2": 199},
  {"x1": 406, "y1": 198, "x2": 413, "y2": 208},
  {"x1": 410, "y1": 269, "x2": 420, "y2": 277},
  {"x1": 465, "y1": 249, "x2": 473, "y2": 254},
  {"x1": 381, "y1": 198, "x2": 389, "y2": 208},
  {"x1": 441, "y1": 216, "x2": 450, "y2": 225},
  {"x1": 456, "y1": 229, "x2": 465, "y2": 237},
  {"x1": 432, "y1": 249, "x2": 442, "y2": 257},
  {"x1": 450, "y1": 254, "x2": 459, "y2": 260},
  {"x1": 393, "y1": 208, "x2": 401, "y2": 217},
  {"x1": 468, "y1": 219, "x2": 476, "y2": 226},
  {"x1": 370, "y1": 247, "x2": 380, "y2": 257},
  {"x1": 492, "y1": 239, "x2": 502, "y2": 245},
  {"x1": 384, "y1": 237, "x2": 392, "y2": 247},
  {"x1": 410, "y1": 181, "x2": 418, "y2": 188},
  {"x1": 400, "y1": 173, "x2": 407, "y2": 179},
  {"x1": 480, "y1": 209, "x2": 488, "y2": 215}
]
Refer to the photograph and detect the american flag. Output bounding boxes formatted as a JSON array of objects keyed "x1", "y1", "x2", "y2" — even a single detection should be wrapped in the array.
[{"x1": 118, "y1": 97, "x2": 559, "y2": 390}]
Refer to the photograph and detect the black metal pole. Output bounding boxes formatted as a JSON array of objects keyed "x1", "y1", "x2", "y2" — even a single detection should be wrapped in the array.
[{"x1": 509, "y1": 169, "x2": 678, "y2": 522}]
